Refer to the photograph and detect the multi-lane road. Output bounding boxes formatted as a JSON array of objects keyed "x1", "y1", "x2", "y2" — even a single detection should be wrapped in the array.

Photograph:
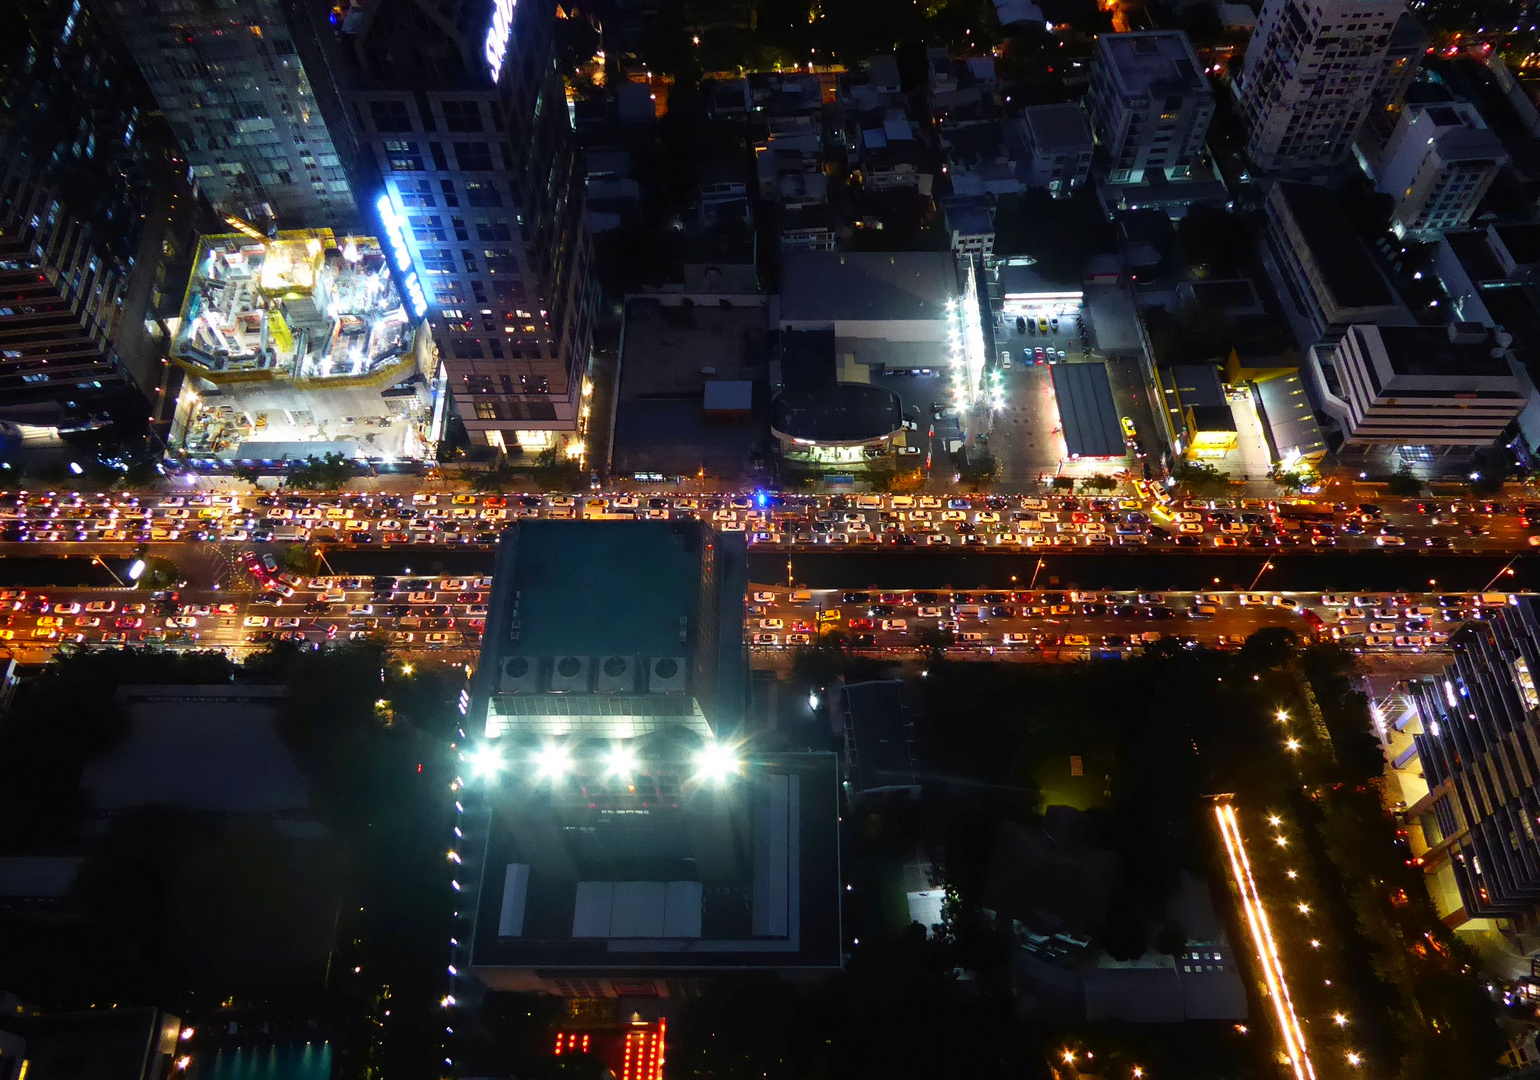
[
  {"x1": 0, "y1": 484, "x2": 1538, "y2": 555},
  {"x1": 0, "y1": 484, "x2": 1535, "y2": 667}
]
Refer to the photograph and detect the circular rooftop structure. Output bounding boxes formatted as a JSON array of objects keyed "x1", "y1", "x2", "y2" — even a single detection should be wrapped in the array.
[{"x1": 771, "y1": 383, "x2": 904, "y2": 446}]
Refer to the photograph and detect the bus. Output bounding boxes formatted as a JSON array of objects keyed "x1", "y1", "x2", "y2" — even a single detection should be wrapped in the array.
[{"x1": 1275, "y1": 500, "x2": 1334, "y2": 524}]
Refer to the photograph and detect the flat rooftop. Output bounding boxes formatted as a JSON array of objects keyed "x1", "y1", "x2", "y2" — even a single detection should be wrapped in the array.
[
  {"x1": 1373, "y1": 325, "x2": 1512, "y2": 379},
  {"x1": 1052, "y1": 361, "x2": 1127, "y2": 459},
  {"x1": 780, "y1": 251, "x2": 959, "y2": 324},
  {"x1": 1099, "y1": 32, "x2": 1209, "y2": 98},
  {"x1": 477, "y1": 520, "x2": 749, "y2": 739},
  {"x1": 1273, "y1": 183, "x2": 1396, "y2": 311},
  {"x1": 468, "y1": 750, "x2": 842, "y2": 978},
  {"x1": 1021, "y1": 103, "x2": 1094, "y2": 152},
  {"x1": 611, "y1": 297, "x2": 768, "y2": 478}
]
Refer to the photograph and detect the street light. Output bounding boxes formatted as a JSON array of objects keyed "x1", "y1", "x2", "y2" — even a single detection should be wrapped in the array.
[
  {"x1": 1248, "y1": 560, "x2": 1275, "y2": 591},
  {"x1": 127, "y1": 558, "x2": 146, "y2": 581}
]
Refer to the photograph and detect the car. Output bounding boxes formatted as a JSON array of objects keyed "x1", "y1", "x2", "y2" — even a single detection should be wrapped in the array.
[
  {"x1": 1062, "y1": 634, "x2": 1090, "y2": 647},
  {"x1": 35, "y1": 616, "x2": 62, "y2": 627},
  {"x1": 1364, "y1": 634, "x2": 1395, "y2": 647},
  {"x1": 53, "y1": 602, "x2": 81, "y2": 614},
  {"x1": 880, "y1": 619, "x2": 908, "y2": 632},
  {"x1": 1177, "y1": 522, "x2": 1204, "y2": 534},
  {"x1": 758, "y1": 618, "x2": 784, "y2": 630},
  {"x1": 261, "y1": 553, "x2": 278, "y2": 573},
  {"x1": 1321, "y1": 594, "x2": 1349, "y2": 607},
  {"x1": 114, "y1": 617, "x2": 143, "y2": 629},
  {"x1": 1369, "y1": 621, "x2": 1397, "y2": 633},
  {"x1": 751, "y1": 632, "x2": 779, "y2": 645},
  {"x1": 244, "y1": 615, "x2": 271, "y2": 628},
  {"x1": 425, "y1": 632, "x2": 459, "y2": 644},
  {"x1": 1376, "y1": 534, "x2": 1405, "y2": 546},
  {"x1": 926, "y1": 534, "x2": 950, "y2": 545},
  {"x1": 274, "y1": 617, "x2": 301, "y2": 628},
  {"x1": 1120, "y1": 416, "x2": 1137, "y2": 438},
  {"x1": 1002, "y1": 632, "x2": 1033, "y2": 645},
  {"x1": 72, "y1": 616, "x2": 100, "y2": 627},
  {"x1": 31, "y1": 628, "x2": 58, "y2": 639},
  {"x1": 1272, "y1": 597, "x2": 1301, "y2": 612},
  {"x1": 786, "y1": 632, "x2": 812, "y2": 645},
  {"x1": 1213, "y1": 536, "x2": 1238, "y2": 547},
  {"x1": 84, "y1": 600, "x2": 116, "y2": 613}
]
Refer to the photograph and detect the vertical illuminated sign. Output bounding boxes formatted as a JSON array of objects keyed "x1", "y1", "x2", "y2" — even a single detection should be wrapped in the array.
[
  {"x1": 376, "y1": 183, "x2": 430, "y2": 320},
  {"x1": 485, "y1": 0, "x2": 516, "y2": 82}
]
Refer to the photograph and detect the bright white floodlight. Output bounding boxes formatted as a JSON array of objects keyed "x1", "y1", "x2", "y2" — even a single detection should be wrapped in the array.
[
  {"x1": 606, "y1": 744, "x2": 637, "y2": 779},
  {"x1": 694, "y1": 741, "x2": 740, "y2": 785},
  {"x1": 534, "y1": 744, "x2": 571, "y2": 782},
  {"x1": 468, "y1": 744, "x2": 505, "y2": 780}
]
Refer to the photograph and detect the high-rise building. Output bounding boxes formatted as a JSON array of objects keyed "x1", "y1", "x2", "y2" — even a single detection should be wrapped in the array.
[
  {"x1": 1086, "y1": 32, "x2": 1214, "y2": 184},
  {"x1": 104, "y1": 0, "x2": 358, "y2": 230},
  {"x1": 323, "y1": 0, "x2": 597, "y2": 457},
  {"x1": 1404, "y1": 599, "x2": 1540, "y2": 927},
  {"x1": 1375, "y1": 102, "x2": 1506, "y2": 239},
  {"x1": 0, "y1": 0, "x2": 204, "y2": 439},
  {"x1": 456, "y1": 520, "x2": 841, "y2": 997},
  {"x1": 1306, "y1": 323, "x2": 1526, "y2": 452},
  {"x1": 1236, "y1": 0, "x2": 1406, "y2": 171}
]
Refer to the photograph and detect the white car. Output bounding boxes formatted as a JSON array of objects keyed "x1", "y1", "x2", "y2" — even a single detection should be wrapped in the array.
[
  {"x1": 751, "y1": 632, "x2": 779, "y2": 645},
  {"x1": 880, "y1": 619, "x2": 908, "y2": 632},
  {"x1": 758, "y1": 618, "x2": 784, "y2": 630},
  {"x1": 243, "y1": 615, "x2": 271, "y2": 628},
  {"x1": 752, "y1": 591, "x2": 777, "y2": 602}
]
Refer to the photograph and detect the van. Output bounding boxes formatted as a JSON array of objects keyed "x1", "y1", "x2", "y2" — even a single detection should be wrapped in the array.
[
  {"x1": 890, "y1": 495, "x2": 915, "y2": 509},
  {"x1": 1189, "y1": 605, "x2": 1218, "y2": 619},
  {"x1": 274, "y1": 528, "x2": 308, "y2": 542},
  {"x1": 790, "y1": 589, "x2": 813, "y2": 605},
  {"x1": 959, "y1": 632, "x2": 985, "y2": 644},
  {"x1": 1478, "y1": 593, "x2": 1512, "y2": 607},
  {"x1": 856, "y1": 495, "x2": 883, "y2": 510}
]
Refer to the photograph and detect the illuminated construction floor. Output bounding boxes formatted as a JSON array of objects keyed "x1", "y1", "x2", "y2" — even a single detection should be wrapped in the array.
[{"x1": 174, "y1": 380, "x2": 433, "y2": 462}]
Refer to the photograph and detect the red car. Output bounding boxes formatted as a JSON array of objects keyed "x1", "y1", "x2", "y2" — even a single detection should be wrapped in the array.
[{"x1": 847, "y1": 617, "x2": 875, "y2": 630}]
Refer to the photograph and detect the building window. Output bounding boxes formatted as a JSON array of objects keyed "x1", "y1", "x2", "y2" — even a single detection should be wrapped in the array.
[
  {"x1": 369, "y1": 100, "x2": 412, "y2": 132},
  {"x1": 464, "y1": 180, "x2": 502, "y2": 207},
  {"x1": 442, "y1": 101, "x2": 484, "y2": 132},
  {"x1": 455, "y1": 142, "x2": 494, "y2": 171}
]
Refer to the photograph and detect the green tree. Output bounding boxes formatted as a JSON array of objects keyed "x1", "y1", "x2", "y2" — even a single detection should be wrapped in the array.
[
  {"x1": 286, "y1": 452, "x2": 356, "y2": 491},
  {"x1": 1079, "y1": 473, "x2": 1117, "y2": 493},
  {"x1": 232, "y1": 465, "x2": 263, "y2": 487},
  {"x1": 1051, "y1": 476, "x2": 1076, "y2": 491},
  {"x1": 1386, "y1": 470, "x2": 1422, "y2": 496}
]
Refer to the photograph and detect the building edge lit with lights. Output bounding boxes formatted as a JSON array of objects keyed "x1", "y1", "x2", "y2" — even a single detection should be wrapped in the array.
[
  {"x1": 448, "y1": 520, "x2": 842, "y2": 997},
  {"x1": 312, "y1": 0, "x2": 598, "y2": 460},
  {"x1": 1403, "y1": 598, "x2": 1540, "y2": 934}
]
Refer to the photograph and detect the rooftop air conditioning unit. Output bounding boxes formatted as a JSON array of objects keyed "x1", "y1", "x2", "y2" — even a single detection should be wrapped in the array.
[
  {"x1": 647, "y1": 656, "x2": 688, "y2": 694},
  {"x1": 596, "y1": 655, "x2": 636, "y2": 693},
  {"x1": 499, "y1": 656, "x2": 542, "y2": 694},
  {"x1": 550, "y1": 655, "x2": 591, "y2": 693}
]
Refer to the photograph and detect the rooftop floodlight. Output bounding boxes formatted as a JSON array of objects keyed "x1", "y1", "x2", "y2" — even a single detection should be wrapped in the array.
[
  {"x1": 694, "y1": 740, "x2": 740, "y2": 785},
  {"x1": 605, "y1": 744, "x2": 637, "y2": 780},
  {"x1": 468, "y1": 743, "x2": 505, "y2": 781},
  {"x1": 534, "y1": 744, "x2": 571, "y2": 782}
]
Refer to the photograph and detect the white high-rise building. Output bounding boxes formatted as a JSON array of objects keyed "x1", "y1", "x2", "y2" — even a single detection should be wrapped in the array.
[
  {"x1": 1086, "y1": 32, "x2": 1214, "y2": 184},
  {"x1": 1237, "y1": 0, "x2": 1405, "y2": 172},
  {"x1": 1376, "y1": 102, "x2": 1506, "y2": 238}
]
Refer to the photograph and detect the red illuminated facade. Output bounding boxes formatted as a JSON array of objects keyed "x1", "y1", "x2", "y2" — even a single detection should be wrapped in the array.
[{"x1": 553, "y1": 1018, "x2": 666, "y2": 1080}]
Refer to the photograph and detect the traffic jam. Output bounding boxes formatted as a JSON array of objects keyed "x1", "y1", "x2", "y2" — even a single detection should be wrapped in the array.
[
  {"x1": 743, "y1": 587, "x2": 1515, "y2": 656},
  {"x1": 0, "y1": 485, "x2": 1535, "y2": 551}
]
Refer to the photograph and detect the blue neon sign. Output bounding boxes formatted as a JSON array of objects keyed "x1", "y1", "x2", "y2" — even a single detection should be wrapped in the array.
[{"x1": 376, "y1": 186, "x2": 430, "y2": 320}]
